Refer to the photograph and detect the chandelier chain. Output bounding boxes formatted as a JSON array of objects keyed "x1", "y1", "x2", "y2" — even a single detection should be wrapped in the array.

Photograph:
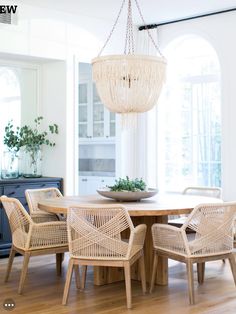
[
  {"x1": 124, "y1": 0, "x2": 134, "y2": 54},
  {"x1": 98, "y1": 0, "x2": 126, "y2": 57},
  {"x1": 133, "y1": 0, "x2": 164, "y2": 57},
  {"x1": 97, "y1": 0, "x2": 164, "y2": 57}
]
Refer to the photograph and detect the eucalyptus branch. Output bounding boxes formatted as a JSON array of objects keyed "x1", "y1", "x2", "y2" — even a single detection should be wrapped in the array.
[
  {"x1": 4, "y1": 122, "x2": 21, "y2": 152},
  {"x1": 3, "y1": 117, "x2": 59, "y2": 152}
]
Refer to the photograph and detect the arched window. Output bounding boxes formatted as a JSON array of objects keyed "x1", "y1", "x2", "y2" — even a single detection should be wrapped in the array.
[
  {"x1": 157, "y1": 36, "x2": 221, "y2": 191},
  {"x1": 0, "y1": 67, "x2": 21, "y2": 154}
]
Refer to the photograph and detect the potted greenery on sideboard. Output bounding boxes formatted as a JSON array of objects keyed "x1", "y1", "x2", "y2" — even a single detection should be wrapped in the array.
[{"x1": 2, "y1": 117, "x2": 58, "y2": 178}]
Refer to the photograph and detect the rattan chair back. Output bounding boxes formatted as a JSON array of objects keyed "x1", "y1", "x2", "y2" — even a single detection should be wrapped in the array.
[
  {"x1": 25, "y1": 187, "x2": 62, "y2": 215},
  {"x1": 183, "y1": 202, "x2": 236, "y2": 256},
  {"x1": 67, "y1": 205, "x2": 138, "y2": 260},
  {"x1": 1, "y1": 196, "x2": 32, "y2": 250},
  {"x1": 182, "y1": 186, "x2": 222, "y2": 199}
]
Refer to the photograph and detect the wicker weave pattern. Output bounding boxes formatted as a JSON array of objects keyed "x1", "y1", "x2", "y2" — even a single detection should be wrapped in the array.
[
  {"x1": 67, "y1": 205, "x2": 146, "y2": 260},
  {"x1": 25, "y1": 188, "x2": 62, "y2": 223},
  {"x1": 152, "y1": 224, "x2": 187, "y2": 255},
  {"x1": 1, "y1": 196, "x2": 68, "y2": 250},
  {"x1": 152, "y1": 202, "x2": 236, "y2": 257}
]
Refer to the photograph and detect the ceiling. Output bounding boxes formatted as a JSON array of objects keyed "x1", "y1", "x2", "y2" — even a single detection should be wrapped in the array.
[{"x1": 17, "y1": 0, "x2": 236, "y2": 25}]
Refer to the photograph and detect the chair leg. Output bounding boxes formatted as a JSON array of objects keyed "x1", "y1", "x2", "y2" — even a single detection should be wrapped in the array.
[
  {"x1": 124, "y1": 262, "x2": 132, "y2": 309},
  {"x1": 80, "y1": 265, "x2": 87, "y2": 291},
  {"x1": 18, "y1": 252, "x2": 30, "y2": 294},
  {"x1": 228, "y1": 253, "x2": 236, "y2": 286},
  {"x1": 139, "y1": 254, "x2": 146, "y2": 294},
  {"x1": 197, "y1": 262, "x2": 205, "y2": 284},
  {"x1": 56, "y1": 253, "x2": 63, "y2": 276},
  {"x1": 5, "y1": 247, "x2": 16, "y2": 283},
  {"x1": 150, "y1": 253, "x2": 158, "y2": 293},
  {"x1": 74, "y1": 264, "x2": 80, "y2": 289},
  {"x1": 62, "y1": 258, "x2": 74, "y2": 305},
  {"x1": 186, "y1": 259, "x2": 195, "y2": 305}
]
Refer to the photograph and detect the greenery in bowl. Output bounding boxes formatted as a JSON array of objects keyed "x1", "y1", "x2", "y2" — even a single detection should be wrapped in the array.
[
  {"x1": 4, "y1": 117, "x2": 58, "y2": 151},
  {"x1": 108, "y1": 176, "x2": 147, "y2": 192}
]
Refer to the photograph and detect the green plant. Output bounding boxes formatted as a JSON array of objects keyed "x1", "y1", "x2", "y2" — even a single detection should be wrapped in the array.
[
  {"x1": 108, "y1": 176, "x2": 147, "y2": 192},
  {"x1": 3, "y1": 117, "x2": 58, "y2": 151},
  {"x1": 3, "y1": 122, "x2": 22, "y2": 152},
  {"x1": 19, "y1": 116, "x2": 58, "y2": 150}
]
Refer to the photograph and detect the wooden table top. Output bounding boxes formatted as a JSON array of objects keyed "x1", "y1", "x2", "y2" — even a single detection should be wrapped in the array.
[{"x1": 38, "y1": 193, "x2": 221, "y2": 217}]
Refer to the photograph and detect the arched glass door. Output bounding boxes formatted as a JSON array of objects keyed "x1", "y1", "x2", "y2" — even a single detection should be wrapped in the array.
[{"x1": 157, "y1": 36, "x2": 221, "y2": 191}]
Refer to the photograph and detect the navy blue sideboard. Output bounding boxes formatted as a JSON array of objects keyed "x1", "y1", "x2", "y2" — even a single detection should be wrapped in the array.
[{"x1": 0, "y1": 177, "x2": 63, "y2": 257}]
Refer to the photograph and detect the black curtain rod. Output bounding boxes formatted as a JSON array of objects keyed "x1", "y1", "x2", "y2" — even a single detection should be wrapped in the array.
[{"x1": 139, "y1": 7, "x2": 236, "y2": 30}]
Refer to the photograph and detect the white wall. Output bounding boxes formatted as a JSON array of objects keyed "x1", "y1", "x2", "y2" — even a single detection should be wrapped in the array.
[
  {"x1": 0, "y1": 3, "x2": 126, "y2": 61},
  {"x1": 40, "y1": 61, "x2": 67, "y2": 181},
  {"x1": 0, "y1": 3, "x2": 125, "y2": 194},
  {"x1": 157, "y1": 11, "x2": 236, "y2": 200}
]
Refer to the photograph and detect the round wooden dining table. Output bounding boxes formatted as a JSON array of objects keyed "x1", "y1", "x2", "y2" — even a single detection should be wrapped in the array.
[{"x1": 38, "y1": 193, "x2": 221, "y2": 286}]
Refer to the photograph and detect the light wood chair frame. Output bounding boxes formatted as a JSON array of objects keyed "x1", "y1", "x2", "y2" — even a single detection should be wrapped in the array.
[
  {"x1": 1, "y1": 196, "x2": 68, "y2": 294},
  {"x1": 150, "y1": 202, "x2": 236, "y2": 305},
  {"x1": 62, "y1": 204, "x2": 147, "y2": 309},
  {"x1": 182, "y1": 186, "x2": 222, "y2": 198}
]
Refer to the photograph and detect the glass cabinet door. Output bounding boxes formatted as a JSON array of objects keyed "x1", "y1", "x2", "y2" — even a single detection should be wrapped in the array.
[
  {"x1": 78, "y1": 64, "x2": 116, "y2": 140},
  {"x1": 93, "y1": 83, "x2": 104, "y2": 137},
  {"x1": 110, "y1": 112, "x2": 116, "y2": 137},
  {"x1": 79, "y1": 83, "x2": 88, "y2": 138}
]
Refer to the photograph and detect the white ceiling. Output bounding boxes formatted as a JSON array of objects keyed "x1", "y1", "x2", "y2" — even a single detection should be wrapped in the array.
[{"x1": 17, "y1": 0, "x2": 236, "y2": 25}]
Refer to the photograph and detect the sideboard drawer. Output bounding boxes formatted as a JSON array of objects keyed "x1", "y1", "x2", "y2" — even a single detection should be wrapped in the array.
[
  {"x1": 3, "y1": 184, "x2": 24, "y2": 197},
  {"x1": 3, "y1": 182, "x2": 59, "y2": 198}
]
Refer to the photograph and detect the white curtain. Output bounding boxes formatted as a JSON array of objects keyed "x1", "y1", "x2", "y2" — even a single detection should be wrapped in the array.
[
  {"x1": 137, "y1": 29, "x2": 159, "y2": 188},
  {"x1": 119, "y1": 28, "x2": 158, "y2": 187}
]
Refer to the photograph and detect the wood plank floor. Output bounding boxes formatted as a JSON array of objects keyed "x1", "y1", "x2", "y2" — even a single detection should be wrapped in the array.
[{"x1": 0, "y1": 254, "x2": 236, "y2": 314}]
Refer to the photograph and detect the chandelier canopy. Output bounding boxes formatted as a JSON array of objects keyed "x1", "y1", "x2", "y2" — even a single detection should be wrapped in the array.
[{"x1": 92, "y1": 0, "x2": 167, "y2": 126}]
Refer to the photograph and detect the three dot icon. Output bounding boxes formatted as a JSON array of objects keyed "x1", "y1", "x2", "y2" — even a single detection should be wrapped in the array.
[{"x1": 3, "y1": 299, "x2": 15, "y2": 311}]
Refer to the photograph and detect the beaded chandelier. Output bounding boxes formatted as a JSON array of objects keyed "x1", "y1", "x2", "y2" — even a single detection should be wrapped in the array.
[{"x1": 92, "y1": 0, "x2": 167, "y2": 127}]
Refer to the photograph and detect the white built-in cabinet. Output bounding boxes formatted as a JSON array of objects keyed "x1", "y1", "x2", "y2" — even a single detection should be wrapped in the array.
[
  {"x1": 78, "y1": 62, "x2": 116, "y2": 196},
  {"x1": 79, "y1": 176, "x2": 116, "y2": 195},
  {"x1": 79, "y1": 81, "x2": 116, "y2": 140}
]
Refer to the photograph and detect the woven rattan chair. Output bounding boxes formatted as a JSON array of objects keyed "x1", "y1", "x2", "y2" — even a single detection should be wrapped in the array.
[
  {"x1": 62, "y1": 205, "x2": 147, "y2": 309},
  {"x1": 150, "y1": 202, "x2": 236, "y2": 304},
  {"x1": 0, "y1": 196, "x2": 68, "y2": 294},
  {"x1": 25, "y1": 187, "x2": 63, "y2": 223},
  {"x1": 169, "y1": 186, "x2": 222, "y2": 227}
]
